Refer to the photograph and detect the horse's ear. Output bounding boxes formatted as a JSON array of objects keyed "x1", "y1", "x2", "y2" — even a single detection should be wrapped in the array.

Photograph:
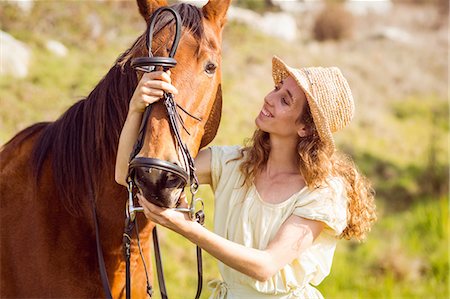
[
  {"x1": 200, "y1": 84, "x2": 222, "y2": 149},
  {"x1": 136, "y1": 0, "x2": 168, "y2": 23},
  {"x1": 202, "y1": 0, "x2": 231, "y2": 28}
]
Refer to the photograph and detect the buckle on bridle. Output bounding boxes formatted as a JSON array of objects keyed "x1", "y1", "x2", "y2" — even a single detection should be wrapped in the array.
[{"x1": 126, "y1": 180, "x2": 142, "y2": 222}]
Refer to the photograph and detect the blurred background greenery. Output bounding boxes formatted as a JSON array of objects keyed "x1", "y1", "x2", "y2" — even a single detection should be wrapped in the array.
[{"x1": 0, "y1": 0, "x2": 448, "y2": 298}]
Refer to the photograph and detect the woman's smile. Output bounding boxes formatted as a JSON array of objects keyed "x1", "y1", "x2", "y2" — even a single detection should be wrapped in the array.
[{"x1": 260, "y1": 106, "x2": 274, "y2": 118}]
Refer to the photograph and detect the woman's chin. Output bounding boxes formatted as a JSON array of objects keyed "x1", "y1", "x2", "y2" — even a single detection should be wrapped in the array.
[{"x1": 255, "y1": 115, "x2": 267, "y2": 131}]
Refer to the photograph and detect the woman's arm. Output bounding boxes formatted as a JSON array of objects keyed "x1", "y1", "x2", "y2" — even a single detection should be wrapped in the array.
[
  {"x1": 138, "y1": 194, "x2": 324, "y2": 281},
  {"x1": 194, "y1": 148, "x2": 212, "y2": 185},
  {"x1": 115, "y1": 110, "x2": 143, "y2": 187},
  {"x1": 115, "y1": 71, "x2": 178, "y2": 186}
]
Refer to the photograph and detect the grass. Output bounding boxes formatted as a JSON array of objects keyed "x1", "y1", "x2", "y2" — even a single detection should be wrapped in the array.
[
  {"x1": 318, "y1": 196, "x2": 449, "y2": 299},
  {"x1": 1, "y1": 2, "x2": 448, "y2": 298}
]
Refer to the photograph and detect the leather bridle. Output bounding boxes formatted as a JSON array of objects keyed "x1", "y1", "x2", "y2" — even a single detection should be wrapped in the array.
[
  {"x1": 124, "y1": 7, "x2": 205, "y2": 299},
  {"x1": 93, "y1": 7, "x2": 206, "y2": 299}
]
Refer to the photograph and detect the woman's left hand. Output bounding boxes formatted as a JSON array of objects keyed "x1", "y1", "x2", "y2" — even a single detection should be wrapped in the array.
[{"x1": 137, "y1": 193, "x2": 193, "y2": 235}]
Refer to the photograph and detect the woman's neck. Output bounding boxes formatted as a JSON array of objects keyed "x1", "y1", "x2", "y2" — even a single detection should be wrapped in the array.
[{"x1": 265, "y1": 135, "x2": 299, "y2": 177}]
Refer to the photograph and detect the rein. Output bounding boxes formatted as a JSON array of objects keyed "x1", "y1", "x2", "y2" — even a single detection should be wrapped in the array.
[{"x1": 124, "y1": 7, "x2": 205, "y2": 299}]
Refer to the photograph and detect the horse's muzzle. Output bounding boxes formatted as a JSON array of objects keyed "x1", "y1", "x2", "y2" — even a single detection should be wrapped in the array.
[{"x1": 129, "y1": 157, "x2": 188, "y2": 208}]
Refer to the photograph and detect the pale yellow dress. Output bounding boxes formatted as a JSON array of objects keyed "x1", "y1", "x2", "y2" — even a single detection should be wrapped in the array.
[{"x1": 208, "y1": 146, "x2": 348, "y2": 299}]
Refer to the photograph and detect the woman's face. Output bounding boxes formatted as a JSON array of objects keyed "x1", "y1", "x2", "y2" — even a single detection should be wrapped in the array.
[{"x1": 255, "y1": 76, "x2": 308, "y2": 138}]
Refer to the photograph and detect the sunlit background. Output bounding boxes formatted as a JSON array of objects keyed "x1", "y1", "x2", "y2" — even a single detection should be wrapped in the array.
[{"x1": 0, "y1": 0, "x2": 448, "y2": 298}]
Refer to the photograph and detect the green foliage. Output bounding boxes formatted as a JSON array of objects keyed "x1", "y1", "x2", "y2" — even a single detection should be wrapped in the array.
[{"x1": 319, "y1": 197, "x2": 449, "y2": 299}]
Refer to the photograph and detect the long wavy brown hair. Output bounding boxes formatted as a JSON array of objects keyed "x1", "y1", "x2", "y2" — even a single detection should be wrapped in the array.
[{"x1": 239, "y1": 103, "x2": 377, "y2": 241}]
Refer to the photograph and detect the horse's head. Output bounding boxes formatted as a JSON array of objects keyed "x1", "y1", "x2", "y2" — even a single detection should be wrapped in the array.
[{"x1": 128, "y1": 0, "x2": 230, "y2": 207}]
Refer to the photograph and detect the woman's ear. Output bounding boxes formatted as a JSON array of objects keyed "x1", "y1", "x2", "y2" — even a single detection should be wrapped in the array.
[{"x1": 297, "y1": 123, "x2": 311, "y2": 138}]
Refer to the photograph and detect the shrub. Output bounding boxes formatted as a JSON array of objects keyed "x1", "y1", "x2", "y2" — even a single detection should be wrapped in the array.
[{"x1": 312, "y1": 4, "x2": 354, "y2": 41}]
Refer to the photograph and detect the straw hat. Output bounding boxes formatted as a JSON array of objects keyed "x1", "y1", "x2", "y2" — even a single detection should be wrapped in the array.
[{"x1": 272, "y1": 55, "x2": 355, "y2": 156}]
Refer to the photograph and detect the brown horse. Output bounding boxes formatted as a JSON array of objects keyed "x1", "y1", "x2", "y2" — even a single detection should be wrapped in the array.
[{"x1": 0, "y1": 0, "x2": 230, "y2": 297}]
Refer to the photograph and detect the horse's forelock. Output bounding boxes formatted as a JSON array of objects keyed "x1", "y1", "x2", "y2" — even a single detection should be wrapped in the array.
[{"x1": 120, "y1": 3, "x2": 205, "y2": 66}]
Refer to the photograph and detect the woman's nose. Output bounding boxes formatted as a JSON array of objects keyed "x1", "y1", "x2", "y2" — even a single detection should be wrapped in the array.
[{"x1": 264, "y1": 93, "x2": 275, "y2": 106}]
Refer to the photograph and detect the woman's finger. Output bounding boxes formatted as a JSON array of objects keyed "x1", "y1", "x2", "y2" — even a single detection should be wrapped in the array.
[
  {"x1": 141, "y1": 70, "x2": 172, "y2": 83},
  {"x1": 160, "y1": 71, "x2": 171, "y2": 84},
  {"x1": 141, "y1": 95, "x2": 159, "y2": 107},
  {"x1": 137, "y1": 194, "x2": 195, "y2": 235},
  {"x1": 138, "y1": 193, "x2": 156, "y2": 211},
  {"x1": 143, "y1": 80, "x2": 178, "y2": 95},
  {"x1": 178, "y1": 193, "x2": 188, "y2": 208},
  {"x1": 140, "y1": 86, "x2": 164, "y2": 98},
  {"x1": 141, "y1": 70, "x2": 167, "y2": 81},
  {"x1": 137, "y1": 193, "x2": 164, "y2": 222}
]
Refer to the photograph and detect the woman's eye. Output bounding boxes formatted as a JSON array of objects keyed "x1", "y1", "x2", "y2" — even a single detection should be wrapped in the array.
[
  {"x1": 205, "y1": 62, "x2": 217, "y2": 75},
  {"x1": 282, "y1": 98, "x2": 288, "y2": 105}
]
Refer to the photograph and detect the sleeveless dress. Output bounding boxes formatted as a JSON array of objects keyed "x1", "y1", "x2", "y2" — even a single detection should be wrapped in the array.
[{"x1": 208, "y1": 146, "x2": 348, "y2": 299}]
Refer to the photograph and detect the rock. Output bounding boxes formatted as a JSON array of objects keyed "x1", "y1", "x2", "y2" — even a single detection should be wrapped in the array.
[
  {"x1": 6, "y1": 0, "x2": 34, "y2": 14},
  {"x1": 346, "y1": 0, "x2": 393, "y2": 16},
  {"x1": 228, "y1": 6, "x2": 297, "y2": 41},
  {"x1": 87, "y1": 13, "x2": 103, "y2": 40},
  {"x1": 228, "y1": 6, "x2": 260, "y2": 24},
  {"x1": 0, "y1": 31, "x2": 31, "y2": 78},
  {"x1": 46, "y1": 40, "x2": 68, "y2": 57},
  {"x1": 260, "y1": 12, "x2": 297, "y2": 42},
  {"x1": 372, "y1": 26, "x2": 414, "y2": 44}
]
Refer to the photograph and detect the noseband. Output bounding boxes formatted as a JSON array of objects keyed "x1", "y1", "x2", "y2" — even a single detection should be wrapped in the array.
[{"x1": 123, "y1": 7, "x2": 205, "y2": 299}]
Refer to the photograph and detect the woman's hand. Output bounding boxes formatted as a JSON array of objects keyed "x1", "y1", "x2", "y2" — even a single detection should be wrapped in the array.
[
  {"x1": 137, "y1": 192, "x2": 193, "y2": 235},
  {"x1": 129, "y1": 71, "x2": 179, "y2": 114},
  {"x1": 115, "y1": 70, "x2": 178, "y2": 186}
]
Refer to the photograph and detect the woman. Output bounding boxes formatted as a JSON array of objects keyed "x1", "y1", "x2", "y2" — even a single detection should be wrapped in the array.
[{"x1": 115, "y1": 56, "x2": 377, "y2": 298}]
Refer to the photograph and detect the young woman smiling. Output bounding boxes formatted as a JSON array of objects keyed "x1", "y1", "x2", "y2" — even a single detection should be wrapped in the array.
[{"x1": 115, "y1": 56, "x2": 376, "y2": 299}]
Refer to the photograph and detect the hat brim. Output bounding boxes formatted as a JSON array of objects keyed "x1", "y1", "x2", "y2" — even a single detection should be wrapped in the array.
[{"x1": 272, "y1": 56, "x2": 335, "y2": 155}]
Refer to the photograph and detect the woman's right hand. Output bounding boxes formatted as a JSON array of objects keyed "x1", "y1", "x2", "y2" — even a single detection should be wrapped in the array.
[{"x1": 129, "y1": 70, "x2": 179, "y2": 114}]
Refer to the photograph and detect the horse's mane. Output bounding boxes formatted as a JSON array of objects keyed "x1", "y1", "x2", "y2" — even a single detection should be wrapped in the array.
[{"x1": 32, "y1": 3, "x2": 204, "y2": 216}]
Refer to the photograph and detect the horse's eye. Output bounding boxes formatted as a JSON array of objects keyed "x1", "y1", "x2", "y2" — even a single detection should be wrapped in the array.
[{"x1": 205, "y1": 62, "x2": 217, "y2": 76}]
